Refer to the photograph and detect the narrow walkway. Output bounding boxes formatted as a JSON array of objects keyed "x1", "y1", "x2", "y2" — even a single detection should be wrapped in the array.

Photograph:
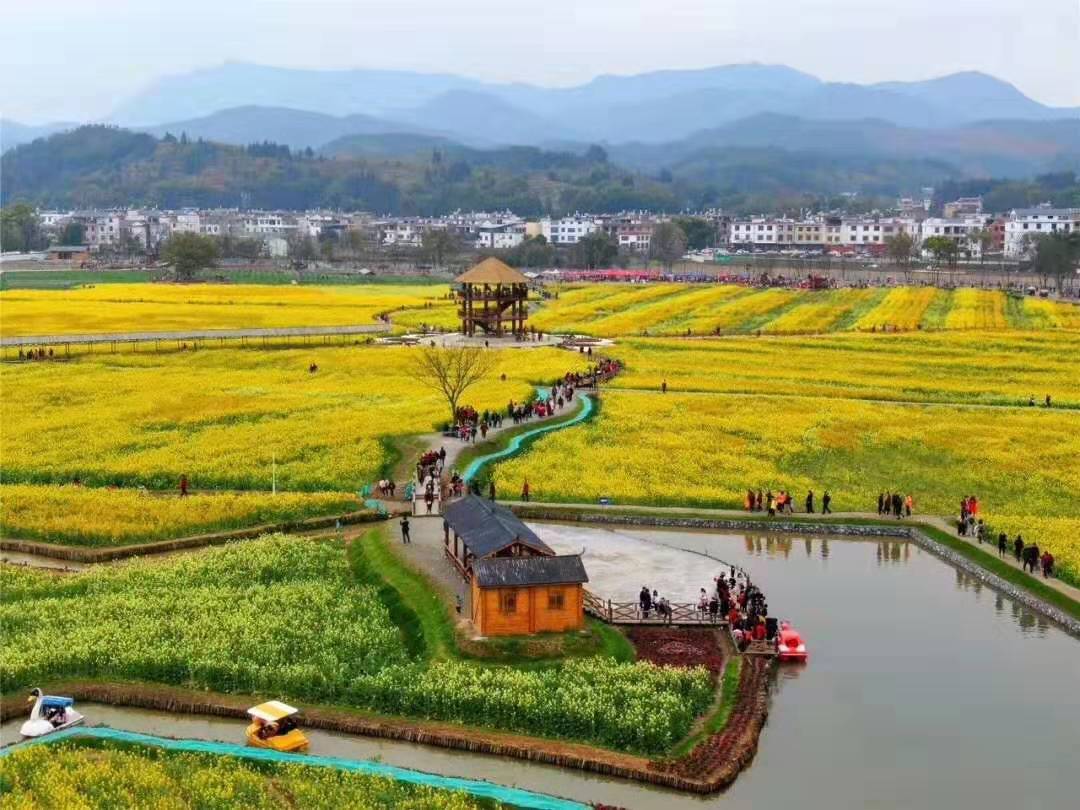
[
  {"x1": 507, "y1": 501, "x2": 1080, "y2": 603},
  {"x1": 1, "y1": 323, "x2": 388, "y2": 349}
]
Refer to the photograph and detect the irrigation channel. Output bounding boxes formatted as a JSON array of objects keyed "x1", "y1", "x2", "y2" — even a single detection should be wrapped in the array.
[{"x1": 4, "y1": 525, "x2": 1077, "y2": 807}]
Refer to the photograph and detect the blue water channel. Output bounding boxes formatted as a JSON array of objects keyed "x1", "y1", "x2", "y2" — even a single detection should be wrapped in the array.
[{"x1": 461, "y1": 388, "x2": 594, "y2": 483}]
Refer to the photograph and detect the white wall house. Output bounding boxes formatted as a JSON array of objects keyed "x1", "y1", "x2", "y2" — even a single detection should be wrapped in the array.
[
  {"x1": 541, "y1": 217, "x2": 598, "y2": 245},
  {"x1": 1004, "y1": 208, "x2": 1080, "y2": 258}
]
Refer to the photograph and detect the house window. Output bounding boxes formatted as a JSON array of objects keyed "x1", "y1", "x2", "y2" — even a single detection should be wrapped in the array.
[
  {"x1": 499, "y1": 592, "x2": 517, "y2": 614},
  {"x1": 547, "y1": 589, "x2": 565, "y2": 610}
]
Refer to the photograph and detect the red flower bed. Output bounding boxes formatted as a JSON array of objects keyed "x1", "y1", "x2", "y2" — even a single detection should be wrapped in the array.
[{"x1": 626, "y1": 627, "x2": 726, "y2": 675}]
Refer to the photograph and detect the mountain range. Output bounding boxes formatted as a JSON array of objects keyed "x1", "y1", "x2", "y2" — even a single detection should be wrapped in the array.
[{"x1": 2, "y1": 62, "x2": 1077, "y2": 206}]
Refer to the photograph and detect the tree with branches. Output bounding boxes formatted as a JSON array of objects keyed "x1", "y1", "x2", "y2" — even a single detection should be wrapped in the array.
[{"x1": 416, "y1": 345, "x2": 497, "y2": 424}]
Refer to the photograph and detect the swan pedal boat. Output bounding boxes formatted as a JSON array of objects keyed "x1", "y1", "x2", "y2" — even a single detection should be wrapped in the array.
[
  {"x1": 776, "y1": 621, "x2": 808, "y2": 662},
  {"x1": 21, "y1": 689, "x2": 85, "y2": 737},
  {"x1": 245, "y1": 700, "x2": 309, "y2": 752}
]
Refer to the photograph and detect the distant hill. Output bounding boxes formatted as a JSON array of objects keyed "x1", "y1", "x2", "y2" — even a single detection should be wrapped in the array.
[
  {"x1": 0, "y1": 125, "x2": 676, "y2": 216},
  {"x1": 102, "y1": 61, "x2": 1078, "y2": 145},
  {"x1": 137, "y1": 106, "x2": 435, "y2": 150},
  {"x1": 1, "y1": 118, "x2": 78, "y2": 152},
  {"x1": 611, "y1": 115, "x2": 1080, "y2": 179}
]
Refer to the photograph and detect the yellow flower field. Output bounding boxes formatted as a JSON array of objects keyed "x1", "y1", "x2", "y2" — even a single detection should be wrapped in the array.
[
  {"x1": 760, "y1": 288, "x2": 882, "y2": 334},
  {"x1": 4, "y1": 281, "x2": 1078, "y2": 339},
  {"x1": 608, "y1": 331, "x2": 1080, "y2": 407},
  {"x1": 944, "y1": 289, "x2": 1008, "y2": 330},
  {"x1": 492, "y1": 330, "x2": 1080, "y2": 582},
  {"x1": 527, "y1": 285, "x2": 1079, "y2": 337},
  {"x1": 0, "y1": 484, "x2": 361, "y2": 545},
  {"x1": 0, "y1": 345, "x2": 582, "y2": 491},
  {"x1": 853, "y1": 287, "x2": 942, "y2": 331},
  {"x1": 979, "y1": 515, "x2": 1080, "y2": 584},
  {"x1": 0, "y1": 283, "x2": 451, "y2": 336}
]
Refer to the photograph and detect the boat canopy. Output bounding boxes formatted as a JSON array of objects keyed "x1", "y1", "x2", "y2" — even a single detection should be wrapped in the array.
[
  {"x1": 247, "y1": 700, "x2": 299, "y2": 722},
  {"x1": 41, "y1": 696, "x2": 75, "y2": 710}
]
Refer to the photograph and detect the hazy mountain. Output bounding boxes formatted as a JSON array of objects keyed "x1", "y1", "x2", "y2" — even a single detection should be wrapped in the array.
[
  {"x1": 873, "y1": 71, "x2": 1078, "y2": 123},
  {"x1": 137, "y1": 106, "x2": 432, "y2": 150},
  {"x1": 611, "y1": 115, "x2": 1080, "y2": 178},
  {"x1": 109, "y1": 61, "x2": 498, "y2": 126},
  {"x1": 1, "y1": 119, "x2": 78, "y2": 152},
  {"x1": 104, "y1": 61, "x2": 1078, "y2": 144},
  {"x1": 320, "y1": 131, "x2": 459, "y2": 159},
  {"x1": 389, "y1": 90, "x2": 573, "y2": 146}
]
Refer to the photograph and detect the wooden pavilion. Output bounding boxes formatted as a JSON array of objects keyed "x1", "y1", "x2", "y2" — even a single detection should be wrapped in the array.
[{"x1": 455, "y1": 258, "x2": 529, "y2": 337}]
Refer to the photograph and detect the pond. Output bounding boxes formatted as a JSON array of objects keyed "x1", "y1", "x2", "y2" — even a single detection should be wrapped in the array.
[{"x1": 534, "y1": 523, "x2": 1080, "y2": 809}]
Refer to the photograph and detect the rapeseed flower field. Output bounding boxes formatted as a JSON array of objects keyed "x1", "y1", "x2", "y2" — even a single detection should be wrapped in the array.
[
  {"x1": 0, "y1": 345, "x2": 581, "y2": 491},
  {"x1": 0, "y1": 741, "x2": 491, "y2": 809},
  {"x1": 0, "y1": 484, "x2": 361, "y2": 545},
  {"x1": 0, "y1": 536, "x2": 712, "y2": 753}
]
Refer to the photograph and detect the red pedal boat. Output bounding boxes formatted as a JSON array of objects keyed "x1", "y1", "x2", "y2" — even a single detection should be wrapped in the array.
[{"x1": 776, "y1": 621, "x2": 808, "y2": 662}]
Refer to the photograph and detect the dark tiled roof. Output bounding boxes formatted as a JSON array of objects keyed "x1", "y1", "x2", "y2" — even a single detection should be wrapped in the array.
[
  {"x1": 474, "y1": 555, "x2": 588, "y2": 588},
  {"x1": 444, "y1": 495, "x2": 552, "y2": 558}
]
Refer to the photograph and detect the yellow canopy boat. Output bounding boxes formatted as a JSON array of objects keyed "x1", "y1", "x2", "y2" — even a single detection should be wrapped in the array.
[{"x1": 245, "y1": 700, "x2": 309, "y2": 752}]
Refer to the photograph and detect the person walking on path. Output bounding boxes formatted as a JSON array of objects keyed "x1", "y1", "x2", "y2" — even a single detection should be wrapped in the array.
[
  {"x1": 997, "y1": 532, "x2": 1008, "y2": 557},
  {"x1": 1041, "y1": 550, "x2": 1054, "y2": 579},
  {"x1": 179, "y1": 474, "x2": 189, "y2": 497},
  {"x1": 904, "y1": 494, "x2": 913, "y2": 517},
  {"x1": 400, "y1": 515, "x2": 411, "y2": 544},
  {"x1": 521, "y1": 478, "x2": 530, "y2": 502},
  {"x1": 661, "y1": 379, "x2": 667, "y2": 394},
  {"x1": 805, "y1": 490, "x2": 814, "y2": 514},
  {"x1": 822, "y1": 490, "x2": 832, "y2": 514},
  {"x1": 489, "y1": 481, "x2": 496, "y2": 502},
  {"x1": 892, "y1": 492, "x2": 903, "y2": 519},
  {"x1": 639, "y1": 586, "x2": 652, "y2": 618},
  {"x1": 1013, "y1": 534, "x2": 1024, "y2": 563},
  {"x1": 877, "y1": 492, "x2": 885, "y2": 515}
]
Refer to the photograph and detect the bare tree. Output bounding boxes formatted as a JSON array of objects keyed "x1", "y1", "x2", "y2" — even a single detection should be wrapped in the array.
[{"x1": 416, "y1": 345, "x2": 497, "y2": 423}]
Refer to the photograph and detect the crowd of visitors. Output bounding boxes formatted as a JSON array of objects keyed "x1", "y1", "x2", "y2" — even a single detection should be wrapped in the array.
[
  {"x1": 636, "y1": 566, "x2": 774, "y2": 652},
  {"x1": 877, "y1": 491, "x2": 915, "y2": 518},
  {"x1": 744, "y1": 489, "x2": 832, "y2": 515},
  {"x1": 17, "y1": 348, "x2": 56, "y2": 361}
]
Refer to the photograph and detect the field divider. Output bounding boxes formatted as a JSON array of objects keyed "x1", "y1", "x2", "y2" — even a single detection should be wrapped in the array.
[{"x1": 0, "y1": 510, "x2": 382, "y2": 563}]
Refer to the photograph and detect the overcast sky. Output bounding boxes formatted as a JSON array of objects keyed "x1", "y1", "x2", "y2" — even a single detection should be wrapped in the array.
[{"x1": 2, "y1": 0, "x2": 1077, "y2": 123}]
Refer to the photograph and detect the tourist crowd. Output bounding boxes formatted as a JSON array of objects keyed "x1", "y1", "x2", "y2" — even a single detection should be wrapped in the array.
[
  {"x1": 637, "y1": 566, "x2": 774, "y2": 652},
  {"x1": 744, "y1": 489, "x2": 832, "y2": 515}
]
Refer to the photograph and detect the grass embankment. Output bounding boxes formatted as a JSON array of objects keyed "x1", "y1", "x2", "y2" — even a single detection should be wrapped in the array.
[
  {"x1": 667, "y1": 657, "x2": 743, "y2": 760},
  {"x1": 348, "y1": 525, "x2": 634, "y2": 666}
]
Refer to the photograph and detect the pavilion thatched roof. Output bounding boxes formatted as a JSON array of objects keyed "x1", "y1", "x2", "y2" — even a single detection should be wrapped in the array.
[{"x1": 455, "y1": 257, "x2": 529, "y2": 285}]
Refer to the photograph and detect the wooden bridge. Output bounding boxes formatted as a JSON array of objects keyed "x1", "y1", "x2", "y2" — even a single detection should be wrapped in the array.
[{"x1": 583, "y1": 589, "x2": 730, "y2": 627}]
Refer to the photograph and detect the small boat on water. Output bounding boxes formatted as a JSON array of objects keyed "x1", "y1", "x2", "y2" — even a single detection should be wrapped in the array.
[
  {"x1": 245, "y1": 700, "x2": 309, "y2": 752},
  {"x1": 20, "y1": 688, "x2": 85, "y2": 737},
  {"x1": 775, "y1": 621, "x2": 808, "y2": 662}
]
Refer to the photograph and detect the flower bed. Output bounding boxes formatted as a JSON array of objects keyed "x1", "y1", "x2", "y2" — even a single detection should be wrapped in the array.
[
  {"x1": 651, "y1": 656, "x2": 773, "y2": 784},
  {"x1": 626, "y1": 627, "x2": 726, "y2": 675}
]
